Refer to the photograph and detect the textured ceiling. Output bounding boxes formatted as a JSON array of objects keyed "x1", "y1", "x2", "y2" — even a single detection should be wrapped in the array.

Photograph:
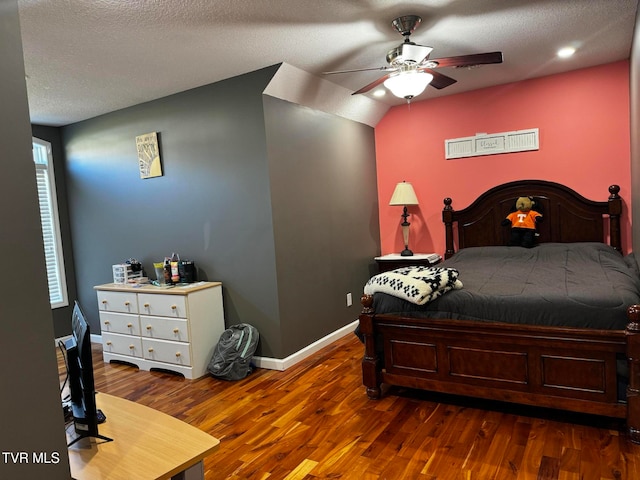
[{"x1": 18, "y1": 0, "x2": 638, "y2": 127}]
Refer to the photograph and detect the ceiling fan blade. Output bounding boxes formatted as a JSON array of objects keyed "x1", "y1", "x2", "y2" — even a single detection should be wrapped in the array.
[
  {"x1": 420, "y1": 68, "x2": 458, "y2": 89},
  {"x1": 351, "y1": 73, "x2": 392, "y2": 95},
  {"x1": 323, "y1": 66, "x2": 396, "y2": 75},
  {"x1": 427, "y1": 51, "x2": 503, "y2": 69}
]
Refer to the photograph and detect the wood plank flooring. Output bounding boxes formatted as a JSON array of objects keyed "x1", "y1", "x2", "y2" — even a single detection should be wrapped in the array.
[{"x1": 57, "y1": 333, "x2": 640, "y2": 479}]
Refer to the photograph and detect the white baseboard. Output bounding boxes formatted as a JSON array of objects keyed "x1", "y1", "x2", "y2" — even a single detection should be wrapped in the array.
[
  {"x1": 55, "y1": 333, "x2": 102, "y2": 347},
  {"x1": 57, "y1": 324, "x2": 357, "y2": 374},
  {"x1": 54, "y1": 334, "x2": 72, "y2": 347},
  {"x1": 252, "y1": 320, "x2": 359, "y2": 371}
]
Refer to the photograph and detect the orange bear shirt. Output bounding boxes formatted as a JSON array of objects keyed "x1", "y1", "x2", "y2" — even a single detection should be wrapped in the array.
[{"x1": 506, "y1": 210, "x2": 542, "y2": 229}]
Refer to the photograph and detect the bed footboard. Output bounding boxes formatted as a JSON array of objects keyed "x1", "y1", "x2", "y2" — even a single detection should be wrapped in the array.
[{"x1": 359, "y1": 295, "x2": 640, "y2": 444}]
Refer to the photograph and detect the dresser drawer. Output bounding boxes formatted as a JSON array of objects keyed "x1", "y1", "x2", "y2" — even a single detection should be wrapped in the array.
[
  {"x1": 142, "y1": 338, "x2": 191, "y2": 366},
  {"x1": 102, "y1": 332, "x2": 143, "y2": 358},
  {"x1": 141, "y1": 316, "x2": 189, "y2": 342},
  {"x1": 138, "y1": 293, "x2": 187, "y2": 318},
  {"x1": 97, "y1": 291, "x2": 138, "y2": 314},
  {"x1": 100, "y1": 312, "x2": 140, "y2": 336}
]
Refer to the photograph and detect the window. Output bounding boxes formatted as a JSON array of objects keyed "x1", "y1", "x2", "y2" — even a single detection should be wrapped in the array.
[{"x1": 32, "y1": 138, "x2": 68, "y2": 309}]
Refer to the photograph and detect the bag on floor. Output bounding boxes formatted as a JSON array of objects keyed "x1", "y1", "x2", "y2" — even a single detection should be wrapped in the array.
[{"x1": 208, "y1": 323, "x2": 259, "y2": 381}]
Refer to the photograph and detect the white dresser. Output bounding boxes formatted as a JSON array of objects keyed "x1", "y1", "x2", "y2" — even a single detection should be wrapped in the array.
[{"x1": 95, "y1": 282, "x2": 225, "y2": 379}]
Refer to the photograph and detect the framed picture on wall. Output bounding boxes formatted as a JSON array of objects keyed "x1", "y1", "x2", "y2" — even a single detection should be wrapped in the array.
[{"x1": 136, "y1": 131, "x2": 163, "y2": 179}]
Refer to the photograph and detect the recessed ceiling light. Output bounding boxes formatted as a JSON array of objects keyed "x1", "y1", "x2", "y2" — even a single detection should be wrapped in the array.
[
  {"x1": 373, "y1": 89, "x2": 386, "y2": 97},
  {"x1": 557, "y1": 46, "x2": 576, "y2": 59}
]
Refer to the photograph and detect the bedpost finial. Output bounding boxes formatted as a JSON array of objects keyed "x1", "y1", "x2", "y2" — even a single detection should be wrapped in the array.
[
  {"x1": 627, "y1": 305, "x2": 640, "y2": 332},
  {"x1": 361, "y1": 294, "x2": 374, "y2": 314},
  {"x1": 443, "y1": 197, "x2": 452, "y2": 210},
  {"x1": 609, "y1": 184, "x2": 620, "y2": 199}
]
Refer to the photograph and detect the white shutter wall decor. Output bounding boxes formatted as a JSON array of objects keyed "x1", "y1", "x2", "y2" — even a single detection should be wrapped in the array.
[{"x1": 445, "y1": 128, "x2": 539, "y2": 159}]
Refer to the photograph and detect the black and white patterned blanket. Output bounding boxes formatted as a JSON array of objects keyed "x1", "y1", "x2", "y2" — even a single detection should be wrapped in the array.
[{"x1": 364, "y1": 266, "x2": 463, "y2": 305}]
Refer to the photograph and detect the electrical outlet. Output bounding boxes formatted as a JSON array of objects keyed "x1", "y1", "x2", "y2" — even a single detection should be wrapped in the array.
[{"x1": 346, "y1": 292, "x2": 353, "y2": 307}]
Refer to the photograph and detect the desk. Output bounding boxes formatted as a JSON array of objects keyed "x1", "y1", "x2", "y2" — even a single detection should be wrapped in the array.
[{"x1": 67, "y1": 393, "x2": 219, "y2": 480}]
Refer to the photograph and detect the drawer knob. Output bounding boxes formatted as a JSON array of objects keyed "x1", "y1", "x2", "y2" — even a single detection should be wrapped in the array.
[
  {"x1": 125, "y1": 301, "x2": 130, "y2": 306},
  {"x1": 146, "y1": 325, "x2": 152, "y2": 330},
  {"x1": 144, "y1": 303, "x2": 150, "y2": 308},
  {"x1": 173, "y1": 328, "x2": 179, "y2": 333},
  {"x1": 104, "y1": 320, "x2": 110, "y2": 325},
  {"x1": 148, "y1": 347, "x2": 154, "y2": 353},
  {"x1": 101, "y1": 300, "x2": 107, "y2": 305},
  {"x1": 127, "y1": 323, "x2": 133, "y2": 328},
  {"x1": 175, "y1": 352, "x2": 181, "y2": 357},
  {"x1": 129, "y1": 344, "x2": 135, "y2": 350},
  {"x1": 171, "y1": 305, "x2": 177, "y2": 310},
  {"x1": 106, "y1": 341, "x2": 112, "y2": 346}
]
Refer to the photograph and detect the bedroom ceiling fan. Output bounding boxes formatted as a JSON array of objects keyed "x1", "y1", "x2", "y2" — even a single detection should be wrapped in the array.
[{"x1": 324, "y1": 15, "x2": 503, "y2": 101}]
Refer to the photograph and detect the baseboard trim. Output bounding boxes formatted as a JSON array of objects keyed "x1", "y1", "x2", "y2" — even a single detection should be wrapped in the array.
[
  {"x1": 54, "y1": 333, "x2": 102, "y2": 347},
  {"x1": 56, "y1": 324, "x2": 357, "y2": 374},
  {"x1": 54, "y1": 334, "x2": 72, "y2": 347},
  {"x1": 252, "y1": 320, "x2": 359, "y2": 371}
]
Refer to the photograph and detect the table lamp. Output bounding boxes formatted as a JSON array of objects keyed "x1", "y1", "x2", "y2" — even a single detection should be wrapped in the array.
[{"x1": 389, "y1": 181, "x2": 419, "y2": 256}]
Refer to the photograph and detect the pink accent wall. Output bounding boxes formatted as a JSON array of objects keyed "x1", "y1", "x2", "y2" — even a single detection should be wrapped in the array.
[{"x1": 375, "y1": 60, "x2": 631, "y2": 255}]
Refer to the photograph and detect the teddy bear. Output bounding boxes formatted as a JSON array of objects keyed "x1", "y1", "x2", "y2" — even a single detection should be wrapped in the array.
[{"x1": 501, "y1": 196, "x2": 543, "y2": 248}]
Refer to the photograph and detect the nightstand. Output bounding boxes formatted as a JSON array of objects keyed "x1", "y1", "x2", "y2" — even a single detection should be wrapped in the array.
[{"x1": 374, "y1": 253, "x2": 442, "y2": 273}]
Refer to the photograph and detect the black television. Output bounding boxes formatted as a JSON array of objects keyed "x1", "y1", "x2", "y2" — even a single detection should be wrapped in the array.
[{"x1": 65, "y1": 301, "x2": 112, "y2": 447}]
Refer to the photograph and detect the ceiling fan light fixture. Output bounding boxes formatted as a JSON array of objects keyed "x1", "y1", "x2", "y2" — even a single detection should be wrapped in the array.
[{"x1": 384, "y1": 71, "x2": 434, "y2": 99}]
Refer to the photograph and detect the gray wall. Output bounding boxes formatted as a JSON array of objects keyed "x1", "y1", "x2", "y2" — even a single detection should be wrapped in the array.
[
  {"x1": 61, "y1": 65, "x2": 379, "y2": 359},
  {"x1": 0, "y1": 1, "x2": 71, "y2": 478},
  {"x1": 264, "y1": 96, "x2": 379, "y2": 354}
]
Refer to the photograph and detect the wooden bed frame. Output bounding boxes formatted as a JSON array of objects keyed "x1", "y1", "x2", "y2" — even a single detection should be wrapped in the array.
[{"x1": 359, "y1": 179, "x2": 640, "y2": 443}]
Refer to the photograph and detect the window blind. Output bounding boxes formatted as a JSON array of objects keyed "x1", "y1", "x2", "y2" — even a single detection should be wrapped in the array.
[{"x1": 33, "y1": 139, "x2": 68, "y2": 309}]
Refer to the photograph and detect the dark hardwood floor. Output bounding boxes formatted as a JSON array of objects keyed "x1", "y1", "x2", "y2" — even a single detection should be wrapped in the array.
[{"x1": 58, "y1": 333, "x2": 640, "y2": 479}]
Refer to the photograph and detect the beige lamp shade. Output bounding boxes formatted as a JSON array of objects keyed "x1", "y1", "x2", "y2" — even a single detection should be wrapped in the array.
[{"x1": 389, "y1": 181, "x2": 419, "y2": 206}]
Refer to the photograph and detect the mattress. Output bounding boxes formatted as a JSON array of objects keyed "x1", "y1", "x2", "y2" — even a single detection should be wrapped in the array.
[{"x1": 371, "y1": 243, "x2": 640, "y2": 330}]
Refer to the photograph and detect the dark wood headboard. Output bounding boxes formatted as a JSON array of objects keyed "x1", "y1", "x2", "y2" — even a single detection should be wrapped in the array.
[{"x1": 442, "y1": 179, "x2": 621, "y2": 259}]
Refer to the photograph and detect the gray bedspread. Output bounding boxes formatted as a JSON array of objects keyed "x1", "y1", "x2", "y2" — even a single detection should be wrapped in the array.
[{"x1": 372, "y1": 243, "x2": 640, "y2": 330}]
